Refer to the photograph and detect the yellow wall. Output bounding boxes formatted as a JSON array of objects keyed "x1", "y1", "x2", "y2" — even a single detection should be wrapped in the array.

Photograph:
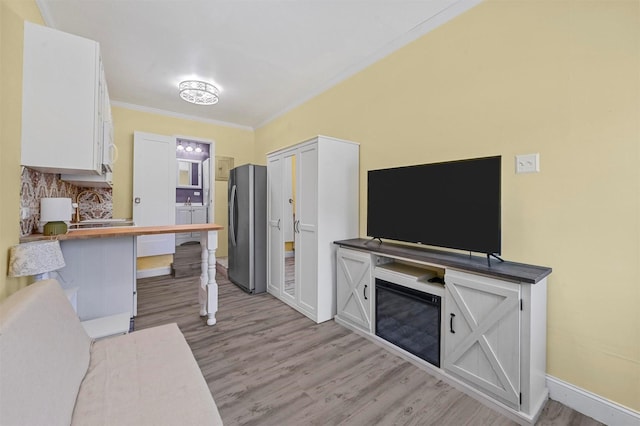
[
  {"x1": 111, "y1": 106, "x2": 254, "y2": 265},
  {"x1": 0, "y1": 1, "x2": 43, "y2": 299},
  {"x1": 2, "y1": 0, "x2": 638, "y2": 413},
  {"x1": 255, "y1": 0, "x2": 640, "y2": 411}
]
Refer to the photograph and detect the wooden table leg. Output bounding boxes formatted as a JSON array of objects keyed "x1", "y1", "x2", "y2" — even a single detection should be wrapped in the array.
[{"x1": 199, "y1": 230, "x2": 218, "y2": 325}]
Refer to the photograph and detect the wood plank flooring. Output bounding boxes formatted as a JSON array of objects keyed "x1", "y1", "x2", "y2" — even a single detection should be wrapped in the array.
[{"x1": 135, "y1": 273, "x2": 603, "y2": 426}]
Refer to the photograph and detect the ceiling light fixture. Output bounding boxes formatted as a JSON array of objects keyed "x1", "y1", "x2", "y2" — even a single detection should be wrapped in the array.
[{"x1": 178, "y1": 80, "x2": 219, "y2": 105}]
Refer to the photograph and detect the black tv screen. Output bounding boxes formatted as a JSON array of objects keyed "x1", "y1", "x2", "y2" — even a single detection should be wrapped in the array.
[{"x1": 367, "y1": 156, "x2": 501, "y2": 255}]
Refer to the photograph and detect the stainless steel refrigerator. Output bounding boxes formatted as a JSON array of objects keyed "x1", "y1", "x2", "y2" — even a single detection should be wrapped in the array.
[{"x1": 228, "y1": 164, "x2": 267, "y2": 293}]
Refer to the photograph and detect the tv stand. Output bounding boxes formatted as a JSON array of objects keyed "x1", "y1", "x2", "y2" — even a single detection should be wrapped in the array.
[{"x1": 334, "y1": 238, "x2": 552, "y2": 425}]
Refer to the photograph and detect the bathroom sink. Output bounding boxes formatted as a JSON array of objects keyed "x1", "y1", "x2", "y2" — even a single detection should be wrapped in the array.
[{"x1": 68, "y1": 219, "x2": 135, "y2": 230}]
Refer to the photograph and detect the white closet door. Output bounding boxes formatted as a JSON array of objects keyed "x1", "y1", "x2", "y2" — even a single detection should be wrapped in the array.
[
  {"x1": 266, "y1": 154, "x2": 283, "y2": 296},
  {"x1": 133, "y1": 132, "x2": 176, "y2": 257},
  {"x1": 296, "y1": 143, "x2": 318, "y2": 316}
]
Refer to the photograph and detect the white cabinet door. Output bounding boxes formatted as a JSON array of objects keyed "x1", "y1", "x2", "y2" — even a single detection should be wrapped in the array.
[
  {"x1": 190, "y1": 206, "x2": 208, "y2": 240},
  {"x1": 22, "y1": 22, "x2": 102, "y2": 175},
  {"x1": 444, "y1": 270, "x2": 521, "y2": 409},
  {"x1": 336, "y1": 248, "x2": 373, "y2": 332},
  {"x1": 58, "y1": 237, "x2": 135, "y2": 321},
  {"x1": 176, "y1": 207, "x2": 191, "y2": 225},
  {"x1": 266, "y1": 154, "x2": 283, "y2": 296},
  {"x1": 191, "y1": 207, "x2": 208, "y2": 224},
  {"x1": 296, "y1": 144, "x2": 319, "y2": 317},
  {"x1": 175, "y1": 206, "x2": 191, "y2": 246},
  {"x1": 133, "y1": 132, "x2": 176, "y2": 256}
]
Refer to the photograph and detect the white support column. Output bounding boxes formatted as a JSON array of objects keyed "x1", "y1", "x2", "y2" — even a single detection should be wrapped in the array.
[{"x1": 200, "y1": 230, "x2": 218, "y2": 325}]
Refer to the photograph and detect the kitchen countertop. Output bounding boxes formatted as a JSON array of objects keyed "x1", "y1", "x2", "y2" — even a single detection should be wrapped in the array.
[{"x1": 20, "y1": 223, "x2": 224, "y2": 243}]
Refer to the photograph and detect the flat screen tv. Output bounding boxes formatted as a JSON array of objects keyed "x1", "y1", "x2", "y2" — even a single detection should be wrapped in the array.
[{"x1": 367, "y1": 156, "x2": 501, "y2": 256}]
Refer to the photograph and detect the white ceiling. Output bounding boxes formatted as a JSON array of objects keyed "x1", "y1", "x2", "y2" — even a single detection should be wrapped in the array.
[{"x1": 36, "y1": 0, "x2": 481, "y2": 129}]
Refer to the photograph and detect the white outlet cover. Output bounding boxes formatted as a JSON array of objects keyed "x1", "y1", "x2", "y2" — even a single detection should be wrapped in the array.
[{"x1": 515, "y1": 153, "x2": 540, "y2": 174}]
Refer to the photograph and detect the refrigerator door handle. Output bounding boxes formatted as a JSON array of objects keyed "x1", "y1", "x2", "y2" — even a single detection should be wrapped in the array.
[{"x1": 230, "y1": 184, "x2": 237, "y2": 246}]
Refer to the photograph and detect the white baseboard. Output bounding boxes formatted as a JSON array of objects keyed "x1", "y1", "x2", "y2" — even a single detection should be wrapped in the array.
[
  {"x1": 547, "y1": 375, "x2": 640, "y2": 426},
  {"x1": 136, "y1": 267, "x2": 171, "y2": 279}
]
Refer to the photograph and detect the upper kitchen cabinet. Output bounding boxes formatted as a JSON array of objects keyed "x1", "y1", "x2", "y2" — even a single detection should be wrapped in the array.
[{"x1": 21, "y1": 22, "x2": 113, "y2": 176}]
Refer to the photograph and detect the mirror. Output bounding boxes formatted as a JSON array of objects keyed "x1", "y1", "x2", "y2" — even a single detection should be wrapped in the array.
[
  {"x1": 283, "y1": 153, "x2": 296, "y2": 298},
  {"x1": 176, "y1": 159, "x2": 202, "y2": 189}
]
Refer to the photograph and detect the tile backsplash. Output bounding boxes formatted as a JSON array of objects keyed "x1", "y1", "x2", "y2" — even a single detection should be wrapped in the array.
[{"x1": 20, "y1": 167, "x2": 112, "y2": 237}]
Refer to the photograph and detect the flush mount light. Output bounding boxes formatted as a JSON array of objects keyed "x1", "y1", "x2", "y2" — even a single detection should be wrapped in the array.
[{"x1": 178, "y1": 80, "x2": 219, "y2": 105}]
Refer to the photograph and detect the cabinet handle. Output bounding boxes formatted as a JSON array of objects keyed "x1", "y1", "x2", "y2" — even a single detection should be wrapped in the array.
[
  {"x1": 450, "y1": 313, "x2": 456, "y2": 334},
  {"x1": 277, "y1": 218, "x2": 281, "y2": 230},
  {"x1": 363, "y1": 284, "x2": 368, "y2": 300},
  {"x1": 110, "y1": 143, "x2": 119, "y2": 164}
]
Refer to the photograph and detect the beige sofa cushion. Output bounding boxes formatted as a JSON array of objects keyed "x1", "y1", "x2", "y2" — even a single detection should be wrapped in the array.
[
  {"x1": 72, "y1": 323, "x2": 222, "y2": 426},
  {"x1": 0, "y1": 279, "x2": 92, "y2": 426}
]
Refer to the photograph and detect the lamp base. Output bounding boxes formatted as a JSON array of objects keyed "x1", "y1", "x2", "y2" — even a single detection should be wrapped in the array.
[{"x1": 43, "y1": 221, "x2": 68, "y2": 236}]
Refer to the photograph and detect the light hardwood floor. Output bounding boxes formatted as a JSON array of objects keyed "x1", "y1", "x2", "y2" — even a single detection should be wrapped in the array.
[{"x1": 135, "y1": 273, "x2": 603, "y2": 426}]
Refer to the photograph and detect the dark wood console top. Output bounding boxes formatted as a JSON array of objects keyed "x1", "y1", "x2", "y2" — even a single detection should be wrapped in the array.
[{"x1": 334, "y1": 238, "x2": 551, "y2": 284}]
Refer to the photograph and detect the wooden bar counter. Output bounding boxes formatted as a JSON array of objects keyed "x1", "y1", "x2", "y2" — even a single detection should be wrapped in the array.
[{"x1": 21, "y1": 223, "x2": 224, "y2": 326}]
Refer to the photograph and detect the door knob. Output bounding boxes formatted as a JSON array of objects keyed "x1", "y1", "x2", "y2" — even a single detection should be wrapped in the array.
[{"x1": 134, "y1": 197, "x2": 141, "y2": 204}]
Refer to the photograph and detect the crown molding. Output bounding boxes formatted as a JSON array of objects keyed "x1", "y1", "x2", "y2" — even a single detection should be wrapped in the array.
[
  {"x1": 111, "y1": 101, "x2": 254, "y2": 132},
  {"x1": 35, "y1": 0, "x2": 55, "y2": 26}
]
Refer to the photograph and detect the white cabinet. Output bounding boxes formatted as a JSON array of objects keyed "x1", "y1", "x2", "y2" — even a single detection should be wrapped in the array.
[
  {"x1": 176, "y1": 206, "x2": 208, "y2": 245},
  {"x1": 444, "y1": 269, "x2": 549, "y2": 417},
  {"x1": 22, "y1": 22, "x2": 112, "y2": 176},
  {"x1": 58, "y1": 237, "x2": 136, "y2": 321},
  {"x1": 444, "y1": 270, "x2": 521, "y2": 409},
  {"x1": 333, "y1": 239, "x2": 550, "y2": 423},
  {"x1": 336, "y1": 247, "x2": 373, "y2": 332},
  {"x1": 267, "y1": 136, "x2": 359, "y2": 323}
]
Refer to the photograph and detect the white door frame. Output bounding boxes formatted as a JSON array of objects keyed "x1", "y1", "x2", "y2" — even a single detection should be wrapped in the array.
[{"x1": 174, "y1": 135, "x2": 215, "y2": 223}]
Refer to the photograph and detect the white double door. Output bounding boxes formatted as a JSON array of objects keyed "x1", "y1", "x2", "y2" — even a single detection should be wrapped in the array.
[{"x1": 267, "y1": 144, "x2": 319, "y2": 318}]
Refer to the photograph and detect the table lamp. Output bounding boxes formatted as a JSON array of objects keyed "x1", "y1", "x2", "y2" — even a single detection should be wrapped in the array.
[
  {"x1": 41, "y1": 197, "x2": 72, "y2": 236},
  {"x1": 8, "y1": 240, "x2": 66, "y2": 281}
]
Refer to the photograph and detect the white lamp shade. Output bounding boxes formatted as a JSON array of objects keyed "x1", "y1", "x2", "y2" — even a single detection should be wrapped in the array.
[
  {"x1": 8, "y1": 241, "x2": 66, "y2": 277},
  {"x1": 40, "y1": 198, "x2": 72, "y2": 222}
]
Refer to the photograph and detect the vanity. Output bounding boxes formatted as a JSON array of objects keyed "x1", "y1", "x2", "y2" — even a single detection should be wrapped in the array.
[
  {"x1": 175, "y1": 157, "x2": 210, "y2": 245},
  {"x1": 176, "y1": 205, "x2": 208, "y2": 245}
]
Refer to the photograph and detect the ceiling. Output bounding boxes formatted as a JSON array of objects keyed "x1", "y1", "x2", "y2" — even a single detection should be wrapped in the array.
[{"x1": 36, "y1": 0, "x2": 481, "y2": 130}]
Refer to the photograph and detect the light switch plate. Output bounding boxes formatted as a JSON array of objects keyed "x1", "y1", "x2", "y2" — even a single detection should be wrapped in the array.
[{"x1": 516, "y1": 153, "x2": 540, "y2": 173}]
